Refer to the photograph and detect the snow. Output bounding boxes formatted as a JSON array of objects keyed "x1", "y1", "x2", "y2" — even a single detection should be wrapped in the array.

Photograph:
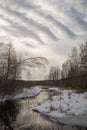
[
  {"x1": 0, "y1": 86, "x2": 87, "y2": 127},
  {"x1": 13, "y1": 86, "x2": 43, "y2": 99},
  {"x1": 35, "y1": 89, "x2": 87, "y2": 127},
  {"x1": 0, "y1": 86, "x2": 43, "y2": 102},
  {"x1": 49, "y1": 87, "x2": 60, "y2": 91}
]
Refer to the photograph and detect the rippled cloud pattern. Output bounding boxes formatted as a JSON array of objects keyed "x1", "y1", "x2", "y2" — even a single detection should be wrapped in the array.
[{"x1": 0, "y1": 0, "x2": 87, "y2": 66}]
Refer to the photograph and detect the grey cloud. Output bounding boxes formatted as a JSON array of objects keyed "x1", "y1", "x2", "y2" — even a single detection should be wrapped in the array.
[
  {"x1": 56, "y1": 4, "x2": 87, "y2": 33},
  {"x1": 47, "y1": 0, "x2": 87, "y2": 33},
  {"x1": 0, "y1": 0, "x2": 87, "y2": 67},
  {"x1": 10, "y1": 0, "x2": 76, "y2": 38},
  {"x1": 8, "y1": 0, "x2": 36, "y2": 10},
  {"x1": 23, "y1": 42, "x2": 35, "y2": 48},
  {"x1": 0, "y1": 0, "x2": 79, "y2": 39},
  {"x1": 0, "y1": 0, "x2": 87, "y2": 38},
  {"x1": 38, "y1": 13, "x2": 76, "y2": 38},
  {"x1": 68, "y1": 6, "x2": 87, "y2": 30},
  {"x1": 8, "y1": 0, "x2": 76, "y2": 38},
  {"x1": 0, "y1": 14, "x2": 45, "y2": 45},
  {"x1": 0, "y1": 3, "x2": 58, "y2": 41}
]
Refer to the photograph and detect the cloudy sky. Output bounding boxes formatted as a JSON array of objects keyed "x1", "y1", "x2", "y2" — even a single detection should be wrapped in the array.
[{"x1": 0, "y1": 0, "x2": 87, "y2": 79}]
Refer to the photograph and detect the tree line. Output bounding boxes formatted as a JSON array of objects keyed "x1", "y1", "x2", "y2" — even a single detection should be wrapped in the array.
[
  {"x1": 0, "y1": 42, "x2": 47, "y2": 91},
  {"x1": 0, "y1": 41, "x2": 87, "y2": 90},
  {"x1": 48, "y1": 42, "x2": 87, "y2": 90}
]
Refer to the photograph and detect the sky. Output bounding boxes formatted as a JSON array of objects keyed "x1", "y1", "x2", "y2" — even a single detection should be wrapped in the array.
[{"x1": 0, "y1": 0, "x2": 87, "y2": 79}]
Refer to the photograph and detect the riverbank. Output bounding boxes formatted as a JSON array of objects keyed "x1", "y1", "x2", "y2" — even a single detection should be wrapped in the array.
[
  {"x1": 34, "y1": 87, "x2": 87, "y2": 127},
  {"x1": 0, "y1": 86, "x2": 43, "y2": 102},
  {"x1": 0, "y1": 86, "x2": 87, "y2": 130}
]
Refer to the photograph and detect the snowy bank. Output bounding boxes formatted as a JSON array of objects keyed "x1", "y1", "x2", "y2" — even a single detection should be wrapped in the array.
[
  {"x1": 0, "y1": 86, "x2": 43, "y2": 102},
  {"x1": 35, "y1": 89, "x2": 87, "y2": 127}
]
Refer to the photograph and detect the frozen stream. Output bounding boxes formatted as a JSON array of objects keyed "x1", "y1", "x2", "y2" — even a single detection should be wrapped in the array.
[{"x1": 0, "y1": 86, "x2": 87, "y2": 130}]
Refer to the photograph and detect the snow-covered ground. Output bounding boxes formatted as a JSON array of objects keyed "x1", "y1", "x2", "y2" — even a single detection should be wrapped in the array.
[
  {"x1": 0, "y1": 86, "x2": 43, "y2": 102},
  {"x1": 1, "y1": 86, "x2": 87, "y2": 127},
  {"x1": 35, "y1": 89, "x2": 87, "y2": 127}
]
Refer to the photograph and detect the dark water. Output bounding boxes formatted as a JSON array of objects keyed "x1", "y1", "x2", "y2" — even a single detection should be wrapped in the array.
[{"x1": 0, "y1": 89, "x2": 86, "y2": 130}]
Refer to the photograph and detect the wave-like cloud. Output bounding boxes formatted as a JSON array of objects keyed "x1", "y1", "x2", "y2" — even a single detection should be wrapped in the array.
[{"x1": 0, "y1": 0, "x2": 87, "y2": 66}]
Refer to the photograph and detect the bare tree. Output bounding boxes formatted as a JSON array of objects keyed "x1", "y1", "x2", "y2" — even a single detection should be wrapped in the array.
[
  {"x1": 0, "y1": 42, "x2": 48, "y2": 87},
  {"x1": 0, "y1": 43, "x2": 20, "y2": 86},
  {"x1": 68, "y1": 47, "x2": 80, "y2": 77},
  {"x1": 61, "y1": 42, "x2": 87, "y2": 89},
  {"x1": 79, "y1": 42, "x2": 87, "y2": 73},
  {"x1": 48, "y1": 66, "x2": 60, "y2": 81},
  {"x1": 61, "y1": 60, "x2": 71, "y2": 79}
]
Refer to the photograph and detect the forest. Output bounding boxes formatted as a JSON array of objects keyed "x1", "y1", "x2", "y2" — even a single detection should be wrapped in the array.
[
  {"x1": 0, "y1": 42, "x2": 87, "y2": 91},
  {"x1": 48, "y1": 42, "x2": 87, "y2": 90}
]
